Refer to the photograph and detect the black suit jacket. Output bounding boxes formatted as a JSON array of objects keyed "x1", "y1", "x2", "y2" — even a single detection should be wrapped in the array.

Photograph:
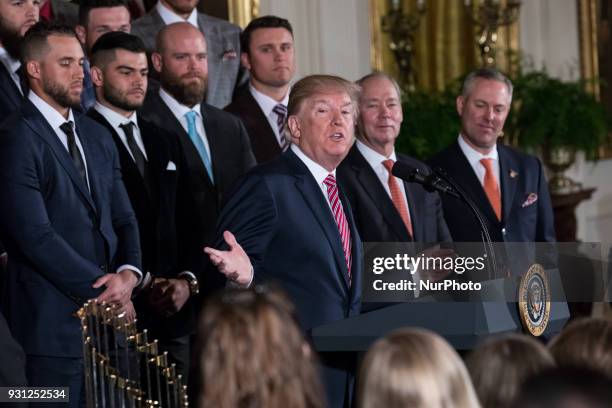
[
  {"x1": 0, "y1": 101, "x2": 141, "y2": 357},
  {"x1": 428, "y1": 141, "x2": 556, "y2": 243},
  {"x1": 224, "y1": 85, "x2": 282, "y2": 163},
  {"x1": 87, "y1": 109, "x2": 200, "y2": 336},
  {"x1": 0, "y1": 63, "x2": 23, "y2": 121},
  {"x1": 139, "y1": 93, "x2": 256, "y2": 271},
  {"x1": 337, "y1": 145, "x2": 451, "y2": 243}
]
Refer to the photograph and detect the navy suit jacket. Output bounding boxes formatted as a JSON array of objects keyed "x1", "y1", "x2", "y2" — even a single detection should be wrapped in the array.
[
  {"x1": 224, "y1": 84, "x2": 282, "y2": 164},
  {"x1": 338, "y1": 145, "x2": 451, "y2": 243},
  {"x1": 214, "y1": 148, "x2": 362, "y2": 331},
  {"x1": 0, "y1": 100, "x2": 141, "y2": 358},
  {"x1": 427, "y1": 141, "x2": 556, "y2": 243}
]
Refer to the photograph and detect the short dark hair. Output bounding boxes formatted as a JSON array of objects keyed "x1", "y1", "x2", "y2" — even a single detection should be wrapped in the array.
[
  {"x1": 240, "y1": 15, "x2": 293, "y2": 55},
  {"x1": 90, "y1": 31, "x2": 146, "y2": 67},
  {"x1": 78, "y1": 0, "x2": 130, "y2": 27},
  {"x1": 20, "y1": 21, "x2": 78, "y2": 63},
  {"x1": 462, "y1": 67, "x2": 513, "y2": 99}
]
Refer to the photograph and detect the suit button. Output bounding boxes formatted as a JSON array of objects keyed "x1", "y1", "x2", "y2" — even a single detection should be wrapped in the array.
[
  {"x1": 502, "y1": 228, "x2": 507, "y2": 236},
  {"x1": 100, "y1": 265, "x2": 106, "y2": 272}
]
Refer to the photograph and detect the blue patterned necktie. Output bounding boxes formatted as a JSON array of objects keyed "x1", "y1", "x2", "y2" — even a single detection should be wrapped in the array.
[
  {"x1": 272, "y1": 104, "x2": 288, "y2": 151},
  {"x1": 185, "y1": 110, "x2": 214, "y2": 183}
]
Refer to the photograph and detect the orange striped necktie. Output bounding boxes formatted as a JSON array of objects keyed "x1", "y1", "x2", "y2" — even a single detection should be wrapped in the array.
[
  {"x1": 382, "y1": 159, "x2": 413, "y2": 239},
  {"x1": 480, "y1": 158, "x2": 501, "y2": 221}
]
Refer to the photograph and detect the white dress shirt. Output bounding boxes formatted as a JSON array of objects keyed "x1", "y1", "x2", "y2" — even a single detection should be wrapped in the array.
[
  {"x1": 94, "y1": 102, "x2": 148, "y2": 160},
  {"x1": 457, "y1": 134, "x2": 500, "y2": 187},
  {"x1": 0, "y1": 47, "x2": 23, "y2": 95},
  {"x1": 355, "y1": 140, "x2": 412, "y2": 223},
  {"x1": 291, "y1": 144, "x2": 339, "y2": 212},
  {"x1": 156, "y1": 1, "x2": 198, "y2": 27},
  {"x1": 159, "y1": 88, "x2": 212, "y2": 160},
  {"x1": 249, "y1": 84, "x2": 289, "y2": 147},
  {"x1": 29, "y1": 91, "x2": 143, "y2": 283}
]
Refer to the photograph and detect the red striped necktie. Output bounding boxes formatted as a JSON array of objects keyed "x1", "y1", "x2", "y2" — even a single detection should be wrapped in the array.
[{"x1": 323, "y1": 174, "x2": 352, "y2": 284}]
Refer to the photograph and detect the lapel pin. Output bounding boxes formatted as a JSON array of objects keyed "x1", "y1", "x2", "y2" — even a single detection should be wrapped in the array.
[{"x1": 509, "y1": 169, "x2": 518, "y2": 179}]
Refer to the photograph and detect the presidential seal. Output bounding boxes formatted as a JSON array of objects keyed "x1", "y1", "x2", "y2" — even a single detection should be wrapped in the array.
[{"x1": 518, "y1": 263, "x2": 550, "y2": 337}]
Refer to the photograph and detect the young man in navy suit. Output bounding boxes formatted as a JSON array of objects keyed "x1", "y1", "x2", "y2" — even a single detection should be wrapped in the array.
[{"x1": 0, "y1": 23, "x2": 141, "y2": 407}]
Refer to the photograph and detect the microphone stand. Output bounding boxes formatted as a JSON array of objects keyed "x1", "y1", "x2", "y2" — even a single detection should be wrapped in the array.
[{"x1": 430, "y1": 166, "x2": 498, "y2": 280}]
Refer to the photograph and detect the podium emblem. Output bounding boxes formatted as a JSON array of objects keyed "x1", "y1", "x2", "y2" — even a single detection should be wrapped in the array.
[{"x1": 518, "y1": 263, "x2": 551, "y2": 336}]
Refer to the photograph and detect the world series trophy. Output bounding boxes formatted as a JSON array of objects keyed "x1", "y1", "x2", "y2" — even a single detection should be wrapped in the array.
[{"x1": 78, "y1": 301, "x2": 189, "y2": 407}]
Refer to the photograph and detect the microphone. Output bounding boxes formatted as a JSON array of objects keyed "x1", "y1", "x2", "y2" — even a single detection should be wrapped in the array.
[{"x1": 391, "y1": 161, "x2": 459, "y2": 198}]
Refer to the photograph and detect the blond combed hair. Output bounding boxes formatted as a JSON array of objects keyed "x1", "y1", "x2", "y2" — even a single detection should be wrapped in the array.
[
  {"x1": 197, "y1": 286, "x2": 325, "y2": 408},
  {"x1": 358, "y1": 328, "x2": 481, "y2": 408}
]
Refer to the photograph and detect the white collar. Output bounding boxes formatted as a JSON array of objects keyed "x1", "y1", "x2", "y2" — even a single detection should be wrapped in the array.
[
  {"x1": 249, "y1": 84, "x2": 289, "y2": 117},
  {"x1": 0, "y1": 47, "x2": 21, "y2": 74},
  {"x1": 94, "y1": 102, "x2": 139, "y2": 130},
  {"x1": 355, "y1": 139, "x2": 397, "y2": 168},
  {"x1": 29, "y1": 91, "x2": 75, "y2": 128},
  {"x1": 156, "y1": 1, "x2": 198, "y2": 28},
  {"x1": 159, "y1": 88, "x2": 201, "y2": 119},
  {"x1": 291, "y1": 144, "x2": 336, "y2": 184},
  {"x1": 457, "y1": 134, "x2": 498, "y2": 166}
]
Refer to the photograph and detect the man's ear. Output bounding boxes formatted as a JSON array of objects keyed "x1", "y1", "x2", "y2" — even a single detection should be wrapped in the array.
[
  {"x1": 26, "y1": 60, "x2": 41, "y2": 80},
  {"x1": 240, "y1": 52, "x2": 251, "y2": 70},
  {"x1": 456, "y1": 95, "x2": 465, "y2": 117},
  {"x1": 90, "y1": 66, "x2": 103, "y2": 87},
  {"x1": 287, "y1": 115, "x2": 301, "y2": 144},
  {"x1": 75, "y1": 25, "x2": 87, "y2": 46},
  {"x1": 151, "y1": 52, "x2": 162, "y2": 73}
]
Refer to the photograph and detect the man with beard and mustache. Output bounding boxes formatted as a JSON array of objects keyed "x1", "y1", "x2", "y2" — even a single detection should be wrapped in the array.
[
  {"x1": 225, "y1": 15, "x2": 296, "y2": 164},
  {"x1": 0, "y1": 23, "x2": 141, "y2": 405},
  {"x1": 87, "y1": 31, "x2": 200, "y2": 378},
  {"x1": 131, "y1": 0, "x2": 246, "y2": 109},
  {"x1": 139, "y1": 22, "x2": 255, "y2": 299}
]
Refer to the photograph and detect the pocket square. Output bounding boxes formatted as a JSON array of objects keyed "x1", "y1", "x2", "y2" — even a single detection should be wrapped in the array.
[
  {"x1": 166, "y1": 161, "x2": 176, "y2": 171},
  {"x1": 222, "y1": 49, "x2": 237, "y2": 60},
  {"x1": 521, "y1": 193, "x2": 538, "y2": 208}
]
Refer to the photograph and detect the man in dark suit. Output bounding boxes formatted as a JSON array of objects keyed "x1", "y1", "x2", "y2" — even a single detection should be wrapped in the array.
[
  {"x1": 0, "y1": 23, "x2": 141, "y2": 406},
  {"x1": 131, "y1": 0, "x2": 245, "y2": 108},
  {"x1": 87, "y1": 31, "x2": 200, "y2": 379},
  {"x1": 338, "y1": 72, "x2": 451, "y2": 244},
  {"x1": 428, "y1": 68, "x2": 555, "y2": 245},
  {"x1": 205, "y1": 75, "x2": 363, "y2": 408},
  {"x1": 225, "y1": 15, "x2": 295, "y2": 163},
  {"x1": 139, "y1": 22, "x2": 255, "y2": 294}
]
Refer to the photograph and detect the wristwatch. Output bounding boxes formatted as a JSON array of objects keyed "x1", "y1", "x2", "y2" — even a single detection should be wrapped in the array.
[{"x1": 180, "y1": 275, "x2": 200, "y2": 296}]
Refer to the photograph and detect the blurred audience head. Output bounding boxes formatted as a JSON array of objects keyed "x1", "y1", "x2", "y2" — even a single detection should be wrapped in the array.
[
  {"x1": 197, "y1": 285, "x2": 325, "y2": 408},
  {"x1": 286, "y1": 74, "x2": 360, "y2": 171},
  {"x1": 90, "y1": 31, "x2": 147, "y2": 114},
  {"x1": 466, "y1": 333, "x2": 555, "y2": 408},
  {"x1": 549, "y1": 317, "x2": 612, "y2": 378},
  {"x1": 240, "y1": 15, "x2": 295, "y2": 97},
  {"x1": 21, "y1": 22, "x2": 84, "y2": 109},
  {"x1": 357, "y1": 328, "x2": 481, "y2": 408},
  {"x1": 0, "y1": 0, "x2": 40, "y2": 58},
  {"x1": 512, "y1": 366, "x2": 612, "y2": 408},
  {"x1": 76, "y1": 0, "x2": 131, "y2": 53},
  {"x1": 153, "y1": 21, "x2": 207, "y2": 107},
  {"x1": 355, "y1": 72, "x2": 403, "y2": 157}
]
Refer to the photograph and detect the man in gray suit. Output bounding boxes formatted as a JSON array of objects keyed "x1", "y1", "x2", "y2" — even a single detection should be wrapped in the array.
[{"x1": 131, "y1": 0, "x2": 246, "y2": 108}]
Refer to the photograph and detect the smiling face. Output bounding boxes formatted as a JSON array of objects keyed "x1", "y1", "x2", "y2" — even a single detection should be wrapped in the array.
[
  {"x1": 457, "y1": 78, "x2": 511, "y2": 154},
  {"x1": 288, "y1": 89, "x2": 356, "y2": 171},
  {"x1": 358, "y1": 75, "x2": 403, "y2": 157}
]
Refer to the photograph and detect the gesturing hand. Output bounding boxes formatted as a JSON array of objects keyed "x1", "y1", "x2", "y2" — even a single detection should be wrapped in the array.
[{"x1": 204, "y1": 230, "x2": 253, "y2": 287}]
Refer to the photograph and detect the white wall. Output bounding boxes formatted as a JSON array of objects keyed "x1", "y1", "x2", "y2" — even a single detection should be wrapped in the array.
[
  {"x1": 258, "y1": 0, "x2": 372, "y2": 81},
  {"x1": 520, "y1": 0, "x2": 612, "y2": 244}
]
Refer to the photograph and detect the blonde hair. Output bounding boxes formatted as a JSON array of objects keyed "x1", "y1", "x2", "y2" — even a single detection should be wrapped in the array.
[
  {"x1": 287, "y1": 74, "x2": 360, "y2": 118},
  {"x1": 357, "y1": 328, "x2": 481, "y2": 408},
  {"x1": 466, "y1": 333, "x2": 555, "y2": 408},
  {"x1": 197, "y1": 286, "x2": 325, "y2": 408},
  {"x1": 549, "y1": 317, "x2": 612, "y2": 378}
]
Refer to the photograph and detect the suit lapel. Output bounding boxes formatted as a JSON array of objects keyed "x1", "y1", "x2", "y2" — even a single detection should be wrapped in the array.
[
  {"x1": 449, "y1": 142, "x2": 499, "y2": 225},
  {"x1": 349, "y1": 147, "x2": 411, "y2": 241},
  {"x1": 24, "y1": 104, "x2": 96, "y2": 213},
  {"x1": 498, "y1": 145, "x2": 518, "y2": 223},
  {"x1": 0, "y1": 64, "x2": 23, "y2": 108},
  {"x1": 288, "y1": 151, "x2": 351, "y2": 290},
  {"x1": 200, "y1": 105, "x2": 219, "y2": 188},
  {"x1": 198, "y1": 14, "x2": 222, "y2": 106},
  {"x1": 403, "y1": 180, "x2": 424, "y2": 241},
  {"x1": 241, "y1": 89, "x2": 282, "y2": 156}
]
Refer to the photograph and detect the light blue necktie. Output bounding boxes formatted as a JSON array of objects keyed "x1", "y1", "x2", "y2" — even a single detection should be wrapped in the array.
[{"x1": 185, "y1": 111, "x2": 214, "y2": 183}]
